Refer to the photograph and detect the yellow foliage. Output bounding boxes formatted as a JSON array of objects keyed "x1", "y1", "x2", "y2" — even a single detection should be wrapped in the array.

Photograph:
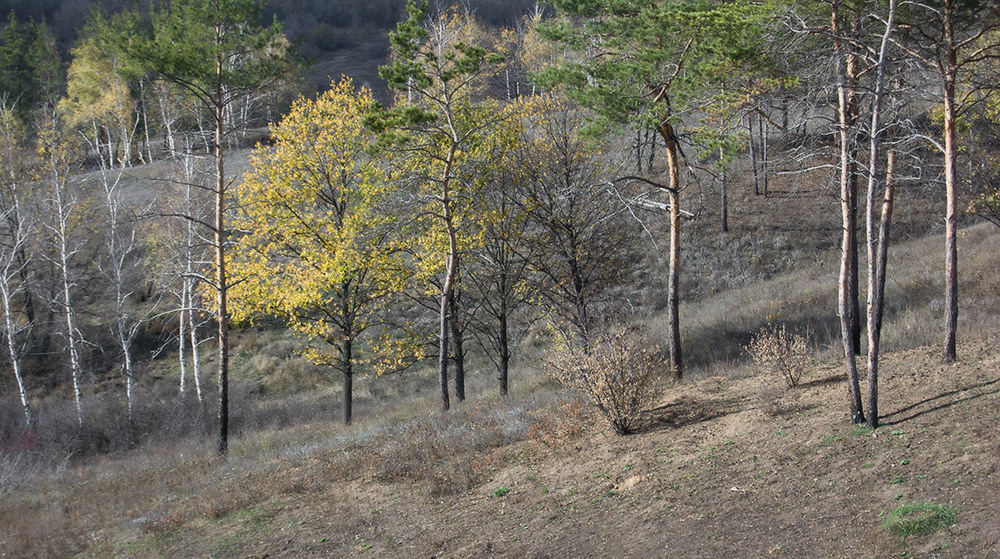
[{"x1": 229, "y1": 78, "x2": 407, "y2": 376}]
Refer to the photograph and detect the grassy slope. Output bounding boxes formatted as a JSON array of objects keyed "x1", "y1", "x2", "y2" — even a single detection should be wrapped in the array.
[
  {"x1": 7, "y1": 338, "x2": 995, "y2": 558},
  {"x1": 1, "y1": 214, "x2": 997, "y2": 557},
  {"x1": 2, "y1": 135, "x2": 998, "y2": 556}
]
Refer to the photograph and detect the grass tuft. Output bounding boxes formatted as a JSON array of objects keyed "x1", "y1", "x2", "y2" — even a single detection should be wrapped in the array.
[{"x1": 882, "y1": 503, "x2": 957, "y2": 540}]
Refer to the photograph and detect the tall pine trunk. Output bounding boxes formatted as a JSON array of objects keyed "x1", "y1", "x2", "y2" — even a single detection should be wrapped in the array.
[
  {"x1": 657, "y1": 118, "x2": 683, "y2": 379},
  {"x1": 942, "y1": 1, "x2": 959, "y2": 363},
  {"x1": 834, "y1": 0, "x2": 864, "y2": 423},
  {"x1": 214, "y1": 59, "x2": 231, "y2": 455}
]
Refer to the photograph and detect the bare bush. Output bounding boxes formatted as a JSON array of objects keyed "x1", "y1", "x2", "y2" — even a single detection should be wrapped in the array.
[
  {"x1": 745, "y1": 323, "x2": 811, "y2": 388},
  {"x1": 548, "y1": 325, "x2": 666, "y2": 435}
]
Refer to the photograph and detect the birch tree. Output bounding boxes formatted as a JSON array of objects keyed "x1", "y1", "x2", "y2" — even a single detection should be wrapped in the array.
[
  {"x1": 862, "y1": 0, "x2": 898, "y2": 429},
  {"x1": 0, "y1": 199, "x2": 33, "y2": 429},
  {"x1": 37, "y1": 111, "x2": 85, "y2": 427}
]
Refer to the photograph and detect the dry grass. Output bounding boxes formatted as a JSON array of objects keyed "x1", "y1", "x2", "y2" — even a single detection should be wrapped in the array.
[{"x1": 2, "y1": 140, "x2": 998, "y2": 557}]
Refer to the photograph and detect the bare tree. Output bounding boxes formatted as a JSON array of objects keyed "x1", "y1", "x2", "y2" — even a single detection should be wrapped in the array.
[
  {"x1": 0, "y1": 201, "x2": 33, "y2": 428},
  {"x1": 862, "y1": 0, "x2": 898, "y2": 429},
  {"x1": 37, "y1": 111, "x2": 85, "y2": 427},
  {"x1": 91, "y1": 153, "x2": 156, "y2": 421}
]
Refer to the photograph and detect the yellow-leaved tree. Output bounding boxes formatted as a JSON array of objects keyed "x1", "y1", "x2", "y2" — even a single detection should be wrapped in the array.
[{"x1": 230, "y1": 79, "x2": 409, "y2": 425}]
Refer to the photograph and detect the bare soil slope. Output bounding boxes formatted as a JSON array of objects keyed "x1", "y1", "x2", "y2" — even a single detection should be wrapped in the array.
[{"x1": 33, "y1": 337, "x2": 994, "y2": 558}]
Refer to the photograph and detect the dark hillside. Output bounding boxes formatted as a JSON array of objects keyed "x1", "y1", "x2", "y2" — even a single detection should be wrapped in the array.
[{"x1": 0, "y1": 0, "x2": 542, "y2": 95}]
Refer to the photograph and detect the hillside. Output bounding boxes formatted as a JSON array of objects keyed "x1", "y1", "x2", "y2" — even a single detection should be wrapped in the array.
[
  {"x1": 2, "y1": 201, "x2": 997, "y2": 556},
  {"x1": 3, "y1": 336, "x2": 997, "y2": 557}
]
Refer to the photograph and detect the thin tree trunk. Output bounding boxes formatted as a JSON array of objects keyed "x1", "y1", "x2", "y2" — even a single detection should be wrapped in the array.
[
  {"x1": 342, "y1": 337, "x2": 353, "y2": 425},
  {"x1": 834, "y1": 0, "x2": 864, "y2": 423},
  {"x1": 657, "y1": 118, "x2": 683, "y2": 379},
  {"x1": 438, "y1": 285, "x2": 452, "y2": 412},
  {"x1": 214, "y1": 63, "x2": 231, "y2": 455},
  {"x1": 867, "y1": 150, "x2": 896, "y2": 429},
  {"x1": 179, "y1": 280, "x2": 188, "y2": 395},
  {"x1": 748, "y1": 115, "x2": 760, "y2": 196},
  {"x1": 189, "y1": 286, "x2": 203, "y2": 404},
  {"x1": 499, "y1": 280, "x2": 510, "y2": 397},
  {"x1": 450, "y1": 281, "x2": 466, "y2": 402},
  {"x1": 0, "y1": 231, "x2": 30, "y2": 428},
  {"x1": 942, "y1": 1, "x2": 959, "y2": 363},
  {"x1": 3, "y1": 293, "x2": 31, "y2": 428},
  {"x1": 438, "y1": 144, "x2": 459, "y2": 412},
  {"x1": 182, "y1": 168, "x2": 203, "y2": 404},
  {"x1": 864, "y1": 0, "x2": 896, "y2": 429},
  {"x1": 54, "y1": 182, "x2": 84, "y2": 427},
  {"x1": 759, "y1": 113, "x2": 769, "y2": 197},
  {"x1": 720, "y1": 146, "x2": 729, "y2": 233}
]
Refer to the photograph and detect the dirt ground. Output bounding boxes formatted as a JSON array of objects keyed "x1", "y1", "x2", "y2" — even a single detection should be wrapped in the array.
[{"x1": 66, "y1": 336, "x2": 998, "y2": 559}]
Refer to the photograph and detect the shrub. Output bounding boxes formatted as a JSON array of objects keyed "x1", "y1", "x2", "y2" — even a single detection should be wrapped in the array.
[
  {"x1": 745, "y1": 323, "x2": 811, "y2": 388},
  {"x1": 883, "y1": 503, "x2": 957, "y2": 540},
  {"x1": 547, "y1": 324, "x2": 665, "y2": 435}
]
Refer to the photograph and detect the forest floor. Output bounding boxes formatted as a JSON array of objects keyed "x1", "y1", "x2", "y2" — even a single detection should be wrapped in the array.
[{"x1": 4, "y1": 335, "x2": 997, "y2": 558}]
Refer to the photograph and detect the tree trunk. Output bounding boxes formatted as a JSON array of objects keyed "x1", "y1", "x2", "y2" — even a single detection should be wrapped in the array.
[
  {"x1": 759, "y1": 114, "x2": 769, "y2": 197},
  {"x1": 179, "y1": 280, "x2": 188, "y2": 395},
  {"x1": 342, "y1": 339, "x2": 353, "y2": 425},
  {"x1": 0, "y1": 262, "x2": 30, "y2": 429},
  {"x1": 867, "y1": 150, "x2": 896, "y2": 429},
  {"x1": 438, "y1": 146, "x2": 459, "y2": 412},
  {"x1": 499, "y1": 286, "x2": 510, "y2": 397},
  {"x1": 450, "y1": 282, "x2": 466, "y2": 402},
  {"x1": 214, "y1": 65, "x2": 230, "y2": 455},
  {"x1": 341, "y1": 282, "x2": 354, "y2": 425},
  {"x1": 183, "y1": 174, "x2": 203, "y2": 404},
  {"x1": 720, "y1": 146, "x2": 729, "y2": 233},
  {"x1": 748, "y1": 115, "x2": 760, "y2": 196},
  {"x1": 438, "y1": 287, "x2": 452, "y2": 412},
  {"x1": 189, "y1": 290, "x2": 204, "y2": 404},
  {"x1": 864, "y1": 0, "x2": 896, "y2": 430},
  {"x1": 55, "y1": 179, "x2": 84, "y2": 427},
  {"x1": 942, "y1": 2, "x2": 959, "y2": 363},
  {"x1": 657, "y1": 118, "x2": 683, "y2": 379},
  {"x1": 833, "y1": 0, "x2": 864, "y2": 423}
]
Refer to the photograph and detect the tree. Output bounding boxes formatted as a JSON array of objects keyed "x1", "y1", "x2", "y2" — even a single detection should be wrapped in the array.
[
  {"x1": 894, "y1": 0, "x2": 1000, "y2": 363},
  {"x1": 467, "y1": 123, "x2": 538, "y2": 397},
  {"x1": 109, "y1": 0, "x2": 294, "y2": 454},
  {"x1": 374, "y1": 0, "x2": 507, "y2": 411},
  {"x1": 37, "y1": 109, "x2": 85, "y2": 427},
  {"x1": 60, "y1": 33, "x2": 141, "y2": 167},
  {"x1": 0, "y1": 15, "x2": 64, "y2": 116},
  {"x1": 0, "y1": 99, "x2": 34, "y2": 429},
  {"x1": 89, "y1": 146, "x2": 155, "y2": 422},
  {"x1": 231, "y1": 79, "x2": 406, "y2": 425},
  {"x1": 862, "y1": 0, "x2": 899, "y2": 429},
  {"x1": 513, "y1": 93, "x2": 642, "y2": 352},
  {"x1": 537, "y1": 0, "x2": 772, "y2": 378}
]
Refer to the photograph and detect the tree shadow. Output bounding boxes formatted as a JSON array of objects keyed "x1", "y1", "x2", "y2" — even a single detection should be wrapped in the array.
[
  {"x1": 880, "y1": 377, "x2": 1000, "y2": 426},
  {"x1": 637, "y1": 394, "x2": 749, "y2": 434}
]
